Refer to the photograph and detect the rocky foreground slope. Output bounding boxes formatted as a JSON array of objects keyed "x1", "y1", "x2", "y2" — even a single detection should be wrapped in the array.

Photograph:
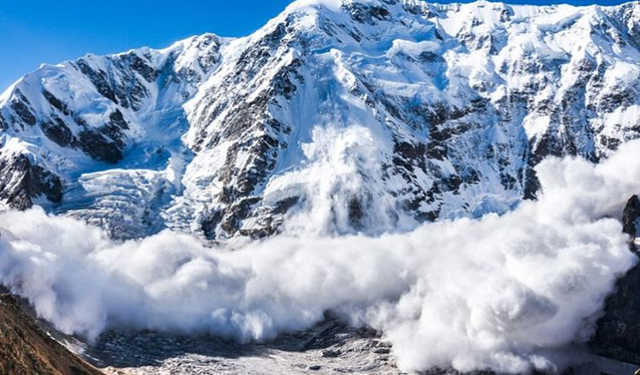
[
  {"x1": 0, "y1": 291, "x2": 102, "y2": 375},
  {"x1": 2, "y1": 0, "x2": 640, "y2": 239}
]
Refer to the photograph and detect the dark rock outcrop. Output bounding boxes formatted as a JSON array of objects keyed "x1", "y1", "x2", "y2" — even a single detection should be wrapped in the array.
[
  {"x1": 0, "y1": 154, "x2": 63, "y2": 209},
  {"x1": 622, "y1": 195, "x2": 640, "y2": 243},
  {"x1": 590, "y1": 195, "x2": 640, "y2": 364}
]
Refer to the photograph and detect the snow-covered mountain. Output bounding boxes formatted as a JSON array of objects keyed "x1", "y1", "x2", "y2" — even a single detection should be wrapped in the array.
[{"x1": 2, "y1": 0, "x2": 640, "y2": 240}]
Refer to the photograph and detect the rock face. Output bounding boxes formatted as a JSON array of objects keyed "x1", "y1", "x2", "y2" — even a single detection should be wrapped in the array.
[
  {"x1": 2, "y1": 0, "x2": 640, "y2": 240},
  {"x1": 622, "y1": 195, "x2": 640, "y2": 242},
  {"x1": 0, "y1": 292, "x2": 103, "y2": 375},
  {"x1": 0, "y1": 152, "x2": 62, "y2": 209},
  {"x1": 591, "y1": 195, "x2": 640, "y2": 364}
]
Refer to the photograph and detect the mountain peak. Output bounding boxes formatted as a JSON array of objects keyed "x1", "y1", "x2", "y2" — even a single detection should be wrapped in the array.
[{"x1": 1, "y1": 0, "x2": 640, "y2": 239}]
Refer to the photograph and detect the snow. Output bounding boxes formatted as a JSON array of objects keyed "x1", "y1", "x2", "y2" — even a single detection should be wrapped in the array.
[
  {"x1": 605, "y1": 61, "x2": 640, "y2": 83},
  {"x1": 523, "y1": 115, "x2": 551, "y2": 139},
  {"x1": 287, "y1": 0, "x2": 346, "y2": 13},
  {"x1": 2, "y1": 140, "x2": 640, "y2": 373}
]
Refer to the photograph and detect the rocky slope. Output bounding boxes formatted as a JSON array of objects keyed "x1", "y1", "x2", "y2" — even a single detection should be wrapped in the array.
[
  {"x1": 0, "y1": 286, "x2": 635, "y2": 375},
  {"x1": 0, "y1": 292, "x2": 103, "y2": 375},
  {"x1": 93, "y1": 314, "x2": 402, "y2": 375},
  {"x1": 590, "y1": 195, "x2": 640, "y2": 365},
  {"x1": 2, "y1": 0, "x2": 640, "y2": 240}
]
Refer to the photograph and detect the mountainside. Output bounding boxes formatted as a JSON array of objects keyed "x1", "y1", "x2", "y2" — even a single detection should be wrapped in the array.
[
  {"x1": 2, "y1": 0, "x2": 640, "y2": 241},
  {"x1": 0, "y1": 292, "x2": 103, "y2": 375}
]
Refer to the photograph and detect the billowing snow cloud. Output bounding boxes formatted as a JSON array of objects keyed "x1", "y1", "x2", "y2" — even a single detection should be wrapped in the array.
[{"x1": 1, "y1": 134, "x2": 640, "y2": 374}]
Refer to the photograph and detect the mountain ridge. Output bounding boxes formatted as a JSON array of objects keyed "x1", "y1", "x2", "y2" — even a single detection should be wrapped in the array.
[{"x1": 1, "y1": 0, "x2": 640, "y2": 240}]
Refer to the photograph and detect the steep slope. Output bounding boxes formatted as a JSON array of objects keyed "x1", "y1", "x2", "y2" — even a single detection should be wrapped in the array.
[
  {"x1": 591, "y1": 195, "x2": 640, "y2": 364},
  {"x1": 0, "y1": 34, "x2": 225, "y2": 238},
  {"x1": 2, "y1": 0, "x2": 640, "y2": 240},
  {"x1": 0, "y1": 292, "x2": 103, "y2": 375}
]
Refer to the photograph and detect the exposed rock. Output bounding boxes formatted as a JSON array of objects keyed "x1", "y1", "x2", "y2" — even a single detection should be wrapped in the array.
[
  {"x1": 590, "y1": 195, "x2": 640, "y2": 364},
  {"x1": 622, "y1": 195, "x2": 640, "y2": 243},
  {"x1": 42, "y1": 117, "x2": 74, "y2": 148},
  {"x1": 42, "y1": 89, "x2": 72, "y2": 116},
  {"x1": 10, "y1": 90, "x2": 37, "y2": 126},
  {"x1": 0, "y1": 291, "x2": 103, "y2": 375},
  {"x1": 0, "y1": 154, "x2": 63, "y2": 209},
  {"x1": 124, "y1": 52, "x2": 158, "y2": 83},
  {"x1": 75, "y1": 59, "x2": 119, "y2": 104},
  {"x1": 344, "y1": 2, "x2": 391, "y2": 24},
  {"x1": 77, "y1": 130, "x2": 123, "y2": 164}
]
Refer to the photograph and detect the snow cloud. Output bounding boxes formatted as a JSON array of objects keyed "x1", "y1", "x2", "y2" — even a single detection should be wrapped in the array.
[{"x1": 1, "y1": 137, "x2": 640, "y2": 373}]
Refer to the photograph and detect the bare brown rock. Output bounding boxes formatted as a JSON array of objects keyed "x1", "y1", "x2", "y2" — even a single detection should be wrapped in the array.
[{"x1": 0, "y1": 293, "x2": 103, "y2": 375}]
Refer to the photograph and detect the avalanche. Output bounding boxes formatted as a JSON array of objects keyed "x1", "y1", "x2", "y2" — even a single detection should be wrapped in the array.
[{"x1": 1, "y1": 138, "x2": 640, "y2": 373}]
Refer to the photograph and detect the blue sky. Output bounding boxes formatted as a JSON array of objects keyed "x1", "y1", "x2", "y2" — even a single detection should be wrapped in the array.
[{"x1": 0, "y1": 0, "x2": 630, "y2": 91}]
